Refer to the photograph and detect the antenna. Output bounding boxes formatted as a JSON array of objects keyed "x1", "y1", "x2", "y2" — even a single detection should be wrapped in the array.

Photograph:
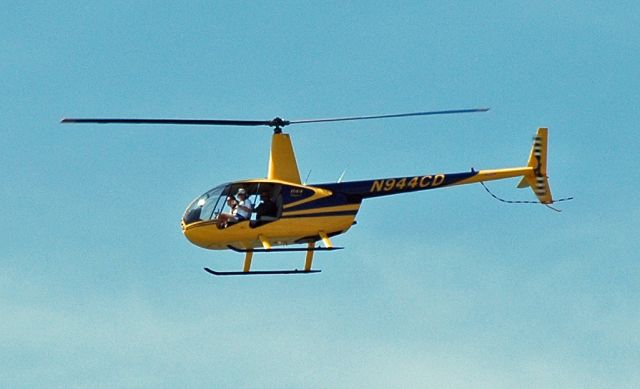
[{"x1": 337, "y1": 170, "x2": 347, "y2": 183}]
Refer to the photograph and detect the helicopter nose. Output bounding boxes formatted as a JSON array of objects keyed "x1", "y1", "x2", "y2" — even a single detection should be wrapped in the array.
[{"x1": 182, "y1": 222, "x2": 218, "y2": 249}]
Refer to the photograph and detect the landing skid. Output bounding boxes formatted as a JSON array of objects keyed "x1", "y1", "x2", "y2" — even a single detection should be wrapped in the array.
[
  {"x1": 227, "y1": 245, "x2": 343, "y2": 253},
  {"x1": 204, "y1": 267, "x2": 321, "y2": 276}
]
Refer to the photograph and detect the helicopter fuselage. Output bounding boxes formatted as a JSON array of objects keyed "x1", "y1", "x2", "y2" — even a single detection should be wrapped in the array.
[
  {"x1": 180, "y1": 166, "x2": 531, "y2": 251},
  {"x1": 180, "y1": 179, "x2": 360, "y2": 250}
]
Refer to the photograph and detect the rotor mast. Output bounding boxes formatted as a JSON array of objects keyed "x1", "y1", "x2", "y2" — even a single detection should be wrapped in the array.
[{"x1": 268, "y1": 132, "x2": 301, "y2": 184}]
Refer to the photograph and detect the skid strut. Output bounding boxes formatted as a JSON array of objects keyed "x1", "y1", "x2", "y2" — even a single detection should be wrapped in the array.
[{"x1": 204, "y1": 232, "x2": 339, "y2": 276}]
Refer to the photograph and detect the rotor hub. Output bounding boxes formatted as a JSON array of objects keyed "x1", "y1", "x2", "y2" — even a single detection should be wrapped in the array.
[{"x1": 269, "y1": 117, "x2": 290, "y2": 133}]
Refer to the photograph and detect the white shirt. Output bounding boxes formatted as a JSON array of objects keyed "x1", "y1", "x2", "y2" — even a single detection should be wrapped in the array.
[{"x1": 234, "y1": 199, "x2": 253, "y2": 219}]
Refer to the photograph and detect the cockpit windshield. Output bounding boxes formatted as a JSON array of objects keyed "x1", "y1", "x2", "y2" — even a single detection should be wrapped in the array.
[{"x1": 182, "y1": 184, "x2": 227, "y2": 224}]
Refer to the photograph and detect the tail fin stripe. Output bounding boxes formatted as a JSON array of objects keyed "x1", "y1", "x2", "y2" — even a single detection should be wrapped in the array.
[{"x1": 520, "y1": 127, "x2": 553, "y2": 204}]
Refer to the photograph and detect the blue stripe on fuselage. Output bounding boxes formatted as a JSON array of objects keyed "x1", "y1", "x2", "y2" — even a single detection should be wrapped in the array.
[
  {"x1": 283, "y1": 170, "x2": 479, "y2": 212},
  {"x1": 315, "y1": 170, "x2": 479, "y2": 199}
]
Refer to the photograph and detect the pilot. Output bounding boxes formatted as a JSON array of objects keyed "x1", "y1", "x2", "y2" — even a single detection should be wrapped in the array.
[{"x1": 255, "y1": 190, "x2": 278, "y2": 221}]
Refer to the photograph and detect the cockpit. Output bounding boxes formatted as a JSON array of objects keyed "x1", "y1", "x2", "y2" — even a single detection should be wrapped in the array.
[{"x1": 182, "y1": 182, "x2": 283, "y2": 227}]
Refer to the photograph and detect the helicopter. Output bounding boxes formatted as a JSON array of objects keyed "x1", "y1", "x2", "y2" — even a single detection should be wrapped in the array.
[{"x1": 62, "y1": 108, "x2": 560, "y2": 276}]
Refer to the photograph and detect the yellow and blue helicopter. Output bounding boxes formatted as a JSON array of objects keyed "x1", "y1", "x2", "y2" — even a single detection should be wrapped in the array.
[{"x1": 62, "y1": 108, "x2": 560, "y2": 276}]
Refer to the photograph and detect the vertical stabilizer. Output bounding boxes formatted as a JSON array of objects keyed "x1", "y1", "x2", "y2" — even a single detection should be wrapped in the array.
[{"x1": 517, "y1": 128, "x2": 553, "y2": 203}]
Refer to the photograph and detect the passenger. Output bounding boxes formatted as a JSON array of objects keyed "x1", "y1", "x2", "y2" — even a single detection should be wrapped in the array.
[
  {"x1": 233, "y1": 188, "x2": 253, "y2": 221},
  {"x1": 255, "y1": 190, "x2": 278, "y2": 221}
]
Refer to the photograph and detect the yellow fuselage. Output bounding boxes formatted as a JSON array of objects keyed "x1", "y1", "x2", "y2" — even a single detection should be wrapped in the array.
[{"x1": 182, "y1": 213, "x2": 357, "y2": 250}]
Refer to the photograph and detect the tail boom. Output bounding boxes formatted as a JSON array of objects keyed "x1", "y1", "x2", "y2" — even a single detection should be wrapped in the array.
[
  {"x1": 451, "y1": 167, "x2": 534, "y2": 186},
  {"x1": 317, "y1": 128, "x2": 554, "y2": 204}
]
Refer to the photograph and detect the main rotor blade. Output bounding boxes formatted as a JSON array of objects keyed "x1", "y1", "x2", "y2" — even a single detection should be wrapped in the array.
[
  {"x1": 60, "y1": 118, "x2": 274, "y2": 126},
  {"x1": 60, "y1": 108, "x2": 488, "y2": 128},
  {"x1": 288, "y1": 108, "x2": 489, "y2": 125}
]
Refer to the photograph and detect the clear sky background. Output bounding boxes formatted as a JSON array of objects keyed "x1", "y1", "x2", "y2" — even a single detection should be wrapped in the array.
[{"x1": 2, "y1": 2, "x2": 639, "y2": 388}]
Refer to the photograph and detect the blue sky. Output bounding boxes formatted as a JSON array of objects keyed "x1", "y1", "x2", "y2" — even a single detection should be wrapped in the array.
[{"x1": 2, "y1": 2, "x2": 639, "y2": 388}]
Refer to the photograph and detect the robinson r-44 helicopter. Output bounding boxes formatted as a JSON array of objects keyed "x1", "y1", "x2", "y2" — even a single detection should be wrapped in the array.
[{"x1": 62, "y1": 108, "x2": 564, "y2": 276}]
